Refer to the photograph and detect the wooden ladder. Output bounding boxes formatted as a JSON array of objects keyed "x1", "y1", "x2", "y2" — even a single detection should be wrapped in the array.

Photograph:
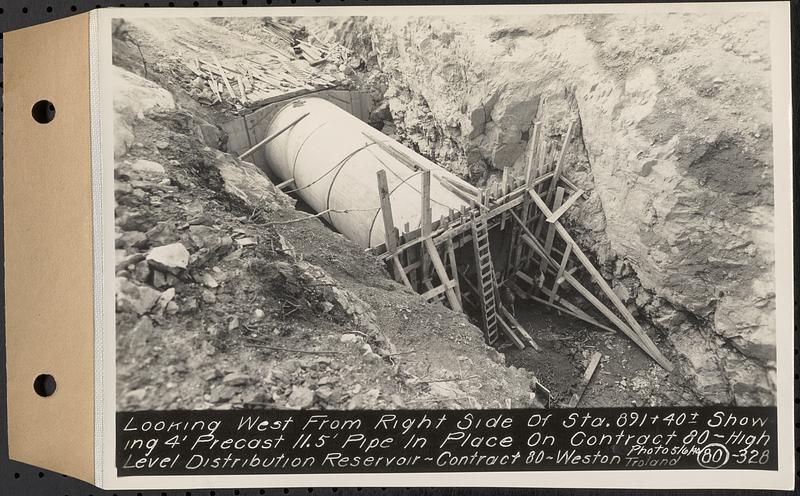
[{"x1": 471, "y1": 215, "x2": 499, "y2": 345}]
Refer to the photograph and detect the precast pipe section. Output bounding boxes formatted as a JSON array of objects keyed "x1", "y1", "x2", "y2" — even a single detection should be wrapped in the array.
[{"x1": 263, "y1": 97, "x2": 473, "y2": 248}]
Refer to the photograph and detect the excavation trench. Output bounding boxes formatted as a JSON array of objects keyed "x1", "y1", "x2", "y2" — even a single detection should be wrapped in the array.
[{"x1": 223, "y1": 93, "x2": 683, "y2": 407}]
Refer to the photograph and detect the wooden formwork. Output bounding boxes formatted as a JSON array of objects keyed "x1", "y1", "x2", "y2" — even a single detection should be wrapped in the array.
[{"x1": 370, "y1": 118, "x2": 674, "y2": 373}]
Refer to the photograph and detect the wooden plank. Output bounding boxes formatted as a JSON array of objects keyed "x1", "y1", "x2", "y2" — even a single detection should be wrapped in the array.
[
  {"x1": 236, "y1": 75, "x2": 248, "y2": 103},
  {"x1": 547, "y1": 188, "x2": 584, "y2": 223},
  {"x1": 438, "y1": 177, "x2": 478, "y2": 204},
  {"x1": 535, "y1": 140, "x2": 550, "y2": 194},
  {"x1": 445, "y1": 237, "x2": 463, "y2": 305},
  {"x1": 558, "y1": 270, "x2": 652, "y2": 358},
  {"x1": 546, "y1": 121, "x2": 575, "y2": 203},
  {"x1": 497, "y1": 316, "x2": 526, "y2": 350},
  {"x1": 238, "y1": 112, "x2": 309, "y2": 160},
  {"x1": 212, "y1": 54, "x2": 237, "y2": 99},
  {"x1": 423, "y1": 238, "x2": 462, "y2": 312},
  {"x1": 509, "y1": 127, "x2": 542, "y2": 279},
  {"x1": 421, "y1": 279, "x2": 456, "y2": 300},
  {"x1": 392, "y1": 255, "x2": 413, "y2": 290},
  {"x1": 550, "y1": 243, "x2": 572, "y2": 303},
  {"x1": 529, "y1": 291, "x2": 620, "y2": 336},
  {"x1": 446, "y1": 175, "x2": 481, "y2": 196},
  {"x1": 376, "y1": 170, "x2": 398, "y2": 253},
  {"x1": 526, "y1": 123, "x2": 543, "y2": 187},
  {"x1": 406, "y1": 243, "x2": 419, "y2": 291},
  {"x1": 421, "y1": 170, "x2": 432, "y2": 284},
  {"x1": 567, "y1": 352, "x2": 603, "y2": 407},
  {"x1": 539, "y1": 187, "x2": 565, "y2": 273},
  {"x1": 500, "y1": 306, "x2": 541, "y2": 351},
  {"x1": 515, "y1": 270, "x2": 535, "y2": 286},
  {"x1": 205, "y1": 69, "x2": 222, "y2": 103},
  {"x1": 556, "y1": 266, "x2": 578, "y2": 285},
  {"x1": 559, "y1": 176, "x2": 590, "y2": 199}
]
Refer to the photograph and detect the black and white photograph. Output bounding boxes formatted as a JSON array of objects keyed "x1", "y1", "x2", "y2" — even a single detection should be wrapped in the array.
[{"x1": 112, "y1": 8, "x2": 781, "y2": 417}]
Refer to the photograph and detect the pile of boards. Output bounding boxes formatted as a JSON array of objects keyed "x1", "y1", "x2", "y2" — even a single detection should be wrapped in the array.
[
  {"x1": 182, "y1": 19, "x2": 348, "y2": 109},
  {"x1": 263, "y1": 18, "x2": 349, "y2": 67}
]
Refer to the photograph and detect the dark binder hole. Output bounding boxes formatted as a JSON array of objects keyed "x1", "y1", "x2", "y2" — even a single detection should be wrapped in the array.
[
  {"x1": 31, "y1": 100, "x2": 56, "y2": 124},
  {"x1": 33, "y1": 374, "x2": 57, "y2": 397}
]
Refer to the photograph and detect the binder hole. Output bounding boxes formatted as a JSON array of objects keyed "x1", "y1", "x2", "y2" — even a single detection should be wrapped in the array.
[
  {"x1": 31, "y1": 100, "x2": 56, "y2": 124},
  {"x1": 33, "y1": 374, "x2": 57, "y2": 397}
]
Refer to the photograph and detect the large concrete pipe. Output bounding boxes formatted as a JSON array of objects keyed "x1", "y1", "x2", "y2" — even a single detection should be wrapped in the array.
[{"x1": 263, "y1": 97, "x2": 473, "y2": 248}]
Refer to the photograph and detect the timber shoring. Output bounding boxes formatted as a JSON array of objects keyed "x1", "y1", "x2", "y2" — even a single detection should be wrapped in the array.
[{"x1": 367, "y1": 119, "x2": 674, "y2": 373}]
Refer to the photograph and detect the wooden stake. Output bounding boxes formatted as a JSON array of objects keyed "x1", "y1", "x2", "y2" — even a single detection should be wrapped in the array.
[{"x1": 376, "y1": 170, "x2": 398, "y2": 253}]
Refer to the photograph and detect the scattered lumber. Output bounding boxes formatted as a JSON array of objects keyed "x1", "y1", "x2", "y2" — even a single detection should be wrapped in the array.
[{"x1": 177, "y1": 20, "x2": 347, "y2": 108}]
